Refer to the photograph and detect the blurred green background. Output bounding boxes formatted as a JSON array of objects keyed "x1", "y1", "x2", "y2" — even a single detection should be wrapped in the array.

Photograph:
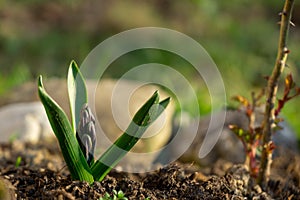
[{"x1": 0, "y1": 0, "x2": 300, "y2": 137}]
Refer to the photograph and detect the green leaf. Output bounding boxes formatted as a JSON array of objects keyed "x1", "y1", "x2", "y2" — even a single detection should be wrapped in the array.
[
  {"x1": 91, "y1": 91, "x2": 170, "y2": 181},
  {"x1": 15, "y1": 156, "x2": 22, "y2": 168},
  {"x1": 38, "y1": 76, "x2": 94, "y2": 183},
  {"x1": 67, "y1": 60, "x2": 88, "y2": 133}
]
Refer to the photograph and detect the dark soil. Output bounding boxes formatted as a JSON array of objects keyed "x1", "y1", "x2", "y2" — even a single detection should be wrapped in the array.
[{"x1": 0, "y1": 141, "x2": 299, "y2": 200}]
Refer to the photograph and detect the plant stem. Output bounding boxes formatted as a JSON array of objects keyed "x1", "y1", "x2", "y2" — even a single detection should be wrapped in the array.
[{"x1": 257, "y1": 0, "x2": 294, "y2": 186}]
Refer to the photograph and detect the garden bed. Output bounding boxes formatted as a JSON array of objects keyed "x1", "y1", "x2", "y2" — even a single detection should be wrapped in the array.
[{"x1": 0, "y1": 140, "x2": 299, "y2": 199}]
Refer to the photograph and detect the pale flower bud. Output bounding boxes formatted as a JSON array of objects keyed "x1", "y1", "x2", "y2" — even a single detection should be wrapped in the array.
[{"x1": 76, "y1": 103, "x2": 96, "y2": 165}]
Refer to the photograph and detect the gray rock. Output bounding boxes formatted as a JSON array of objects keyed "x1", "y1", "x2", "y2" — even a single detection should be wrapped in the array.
[
  {"x1": 163, "y1": 109, "x2": 299, "y2": 166},
  {"x1": 0, "y1": 102, "x2": 52, "y2": 143}
]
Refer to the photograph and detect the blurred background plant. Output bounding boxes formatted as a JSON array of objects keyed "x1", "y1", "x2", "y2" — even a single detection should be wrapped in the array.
[{"x1": 0, "y1": 0, "x2": 299, "y2": 138}]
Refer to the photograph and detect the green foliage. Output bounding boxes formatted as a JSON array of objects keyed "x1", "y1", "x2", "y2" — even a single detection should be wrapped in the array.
[
  {"x1": 38, "y1": 73, "x2": 94, "y2": 183},
  {"x1": 67, "y1": 61, "x2": 88, "y2": 134},
  {"x1": 1, "y1": 1, "x2": 300, "y2": 138},
  {"x1": 99, "y1": 190, "x2": 128, "y2": 200},
  {"x1": 38, "y1": 61, "x2": 170, "y2": 183},
  {"x1": 15, "y1": 156, "x2": 22, "y2": 168}
]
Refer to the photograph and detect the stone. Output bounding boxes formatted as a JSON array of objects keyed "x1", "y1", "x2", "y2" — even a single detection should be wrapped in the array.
[
  {"x1": 0, "y1": 102, "x2": 52, "y2": 143},
  {"x1": 0, "y1": 177, "x2": 15, "y2": 200},
  {"x1": 165, "y1": 108, "x2": 299, "y2": 166}
]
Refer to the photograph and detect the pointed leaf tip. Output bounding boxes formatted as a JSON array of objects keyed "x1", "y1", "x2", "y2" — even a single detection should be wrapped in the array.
[
  {"x1": 38, "y1": 75, "x2": 43, "y2": 88},
  {"x1": 70, "y1": 60, "x2": 76, "y2": 65},
  {"x1": 67, "y1": 60, "x2": 88, "y2": 134},
  {"x1": 159, "y1": 97, "x2": 171, "y2": 108}
]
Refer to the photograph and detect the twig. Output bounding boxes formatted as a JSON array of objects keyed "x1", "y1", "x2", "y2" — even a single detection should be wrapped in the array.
[{"x1": 257, "y1": 0, "x2": 294, "y2": 186}]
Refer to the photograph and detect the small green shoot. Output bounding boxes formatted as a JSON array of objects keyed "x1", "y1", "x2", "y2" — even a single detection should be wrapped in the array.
[
  {"x1": 15, "y1": 156, "x2": 22, "y2": 168},
  {"x1": 38, "y1": 60, "x2": 170, "y2": 184},
  {"x1": 99, "y1": 190, "x2": 128, "y2": 200}
]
